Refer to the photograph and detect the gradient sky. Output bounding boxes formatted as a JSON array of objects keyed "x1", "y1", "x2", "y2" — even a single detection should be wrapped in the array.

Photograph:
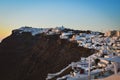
[{"x1": 0, "y1": 0, "x2": 120, "y2": 41}]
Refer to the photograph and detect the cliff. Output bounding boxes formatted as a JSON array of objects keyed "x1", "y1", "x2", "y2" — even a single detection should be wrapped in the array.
[{"x1": 0, "y1": 28, "x2": 95, "y2": 80}]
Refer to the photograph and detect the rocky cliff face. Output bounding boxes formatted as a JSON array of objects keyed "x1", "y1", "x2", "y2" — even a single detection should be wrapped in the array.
[{"x1": 0, "y1": 30, "x2": 95, "y2": 80}]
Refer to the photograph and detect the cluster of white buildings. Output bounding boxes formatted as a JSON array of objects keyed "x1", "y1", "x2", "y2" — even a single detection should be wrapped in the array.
[
  {"x1": 60, "y1": 29, "x2": 120, "y2": 53},
  {"x1": 58, "y1": 29, "x2": 120, "y2": 80}
]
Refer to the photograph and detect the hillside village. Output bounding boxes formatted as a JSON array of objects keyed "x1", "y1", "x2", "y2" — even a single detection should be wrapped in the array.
[{"x1": 12, "y1": 26, "x2": 120, "y2": 80}]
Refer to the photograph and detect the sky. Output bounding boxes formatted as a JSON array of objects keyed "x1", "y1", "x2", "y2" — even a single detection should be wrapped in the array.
[{"x1": 0, "y1": 0, "x2": 120, "y2": 41}]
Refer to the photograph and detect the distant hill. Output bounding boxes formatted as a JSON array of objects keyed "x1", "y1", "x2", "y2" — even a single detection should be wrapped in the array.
[{"x1": 0, "y1": 27, "x2": 95, "y2": 80}]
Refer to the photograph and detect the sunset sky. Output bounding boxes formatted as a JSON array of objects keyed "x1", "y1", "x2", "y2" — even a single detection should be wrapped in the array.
[{"x1": 0, "y1": 0, "x2": 120, "y2": 41}]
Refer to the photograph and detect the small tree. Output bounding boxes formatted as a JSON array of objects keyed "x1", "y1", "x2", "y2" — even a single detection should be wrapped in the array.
[{"x1": 95, "y1": 58, "x2": 100, "y2": 66}]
